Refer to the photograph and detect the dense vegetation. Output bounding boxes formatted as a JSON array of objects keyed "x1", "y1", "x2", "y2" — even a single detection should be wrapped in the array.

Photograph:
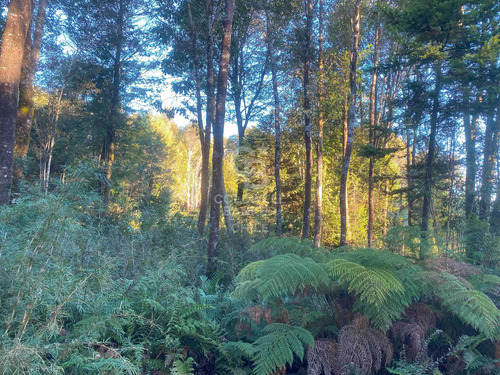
[{"x1": 0, "y1": 0, "x2": 499, "y2": 374}]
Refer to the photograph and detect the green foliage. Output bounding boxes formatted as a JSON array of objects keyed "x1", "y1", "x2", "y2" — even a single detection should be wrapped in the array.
[
  {"x1": 436, "y1": 272, "x2": 500, "y2": 339},
  {"x1": 251, "y1": 324, "x2": 314, "y2": 375},
  {"x1": 232, "y1": 253, "x2": 330, "y2": 300}
]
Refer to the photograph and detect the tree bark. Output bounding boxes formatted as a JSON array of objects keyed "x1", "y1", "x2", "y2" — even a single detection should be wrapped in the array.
[
  {"x1": 265, "y1": 5, "x2": 282, "y2": 237},
  {"x1": 207, "y1": 0, "x2": 234, "y2": 277},
  {"x1": 339, "y1": 0, "x2": 361, "y2": 246},
  {"x1": 15, "y1": 0, "x2": 48, "y2": 160},
  {"x1": 463, "y1": 88, "x2": 476, "y2": 218},
  {"x1": 0, "y1": 0, "x2": 33, "y2": 205},
  {"x1": 420, "y1": 63, "x2": 442, "y2": 259},
  {"x1": 367, "y1": 23, "x2": 380, "y2": 247},
  {"x1": 197, "y1": 0, "x2": 215, "y2": 235},
  {"x1": 313, "y1": 0, "x2": 324, "y2": 247},
  {"x1": 479, "y1": 91, "x2": 499, "y2": 221},
  {"x1": 301, "y1": 0, "x2": 313, "y2": 240}
]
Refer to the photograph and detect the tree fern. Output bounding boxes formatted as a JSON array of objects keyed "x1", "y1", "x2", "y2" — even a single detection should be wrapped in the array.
[
  {"x1": 233, "y1": 254, "x2": 330, "y2": 300},
  {"x1": 328, "y1": 258, "x2": 404, "y2": 307},
  {"x1": 437, "y1": 272, "x2": 500, "y2": 339}
]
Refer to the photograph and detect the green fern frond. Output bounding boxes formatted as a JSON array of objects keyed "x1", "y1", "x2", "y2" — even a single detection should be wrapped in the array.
[
  {"x1": 171, "y1": 357, "x2": 195, "y2": 375},
  {"x1": 252, "y1": 323, "x2": 314, "y2": 375},
  {"x1": 233, "y1": 254, "x2": 329, "y2": 301},
  {"x1": 327, "y1": 259, "x2": 404, "y2": 307},
  {"x1": 437, "y1": 272, "x2": 500, "y2": 339}
]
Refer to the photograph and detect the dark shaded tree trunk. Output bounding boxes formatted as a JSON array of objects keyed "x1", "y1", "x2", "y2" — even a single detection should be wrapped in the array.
[
  {"x1": 207, "y1": 0, "x2": 234, "y2": 277},
  {"x1": 420, "y1": 63, "x2": 442, "y2": 259},
  {"x1": 339, "y1": 0, "x2": 361, "y2": 246},
  {"x1": 265, "y1": 5, "x2": 282, "y2": 237},
  {"x1": 313, "y1": 0, "x2": 324, "y2": 247},
  {"x1": 102, "y1": 0, "x2": 124, "y2": 206},
  {"x1": 490, "y1": 147, "x2": 500, "y2": 235},
  {"x1": 479, "y1": 94, "x2": 499, "y2": 221},
  {"x1": 198, "y1": 0, "x2": 215, "y2": 235},
  {"x1": 367, "y1": 23, "x2": 380, "y2": 247},
  {"x1": 463, "y1": 89, "x2": 476, "y2": 218},
  {"x1": 15, "y1": 0, "x2": 48, "y2": 160},
  {"x1": 301, "y1": 0, "x2": 313, "y2": 240},
  {"x1": 0, "y1": 0, "x2": 33, "y2": 205}
]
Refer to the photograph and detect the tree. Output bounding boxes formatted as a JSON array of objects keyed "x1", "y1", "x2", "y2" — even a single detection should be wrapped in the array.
[
  {"x1": 229, "y1": 0, "x2": 269, "y2": 202},
  {"x1": 339, "y1": 0, "x2": 361, "y2": 246},
  {"x1": 367, "y1": 18, "x2": 381, "y2": 247},
  {"x1": 301, "y1": 0, "x2": 313, "y2": 240},
  {"x1": 265, "y1": 2, "x2": 282, "y2": 237},
  {"x1": 207, "y1": 0, "x2": 234, "y2": 276},
  {"x1": 15, "y1": 0, "x2": 48, "y2": 161},
  {"x1": 63, "y1": 0, "x2": 150, "y2": 207},
  {"x1": 0, "y1": 0, "x2": 33, "y2": 205},
  {"x1": 313, "y1": 0, "x2": 324, "y2": 247}
]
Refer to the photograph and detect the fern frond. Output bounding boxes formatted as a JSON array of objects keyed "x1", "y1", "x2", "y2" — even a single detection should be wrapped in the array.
[
  {"x1": 437, "y1": 272, "x2": 500, "y2": 339},
  {"x1": 233, "y1": 254, "x2": 329, "y2": 301},
  {"x1": 327, "y1": 259, "x2": 403, "y2": 307},
  {"x1": 252, "y1": 323, "x2": 314, "y2": 375}
]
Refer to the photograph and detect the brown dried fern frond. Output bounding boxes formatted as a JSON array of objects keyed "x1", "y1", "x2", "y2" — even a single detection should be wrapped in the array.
[
  {"x1": 423, "y1": 257, "x2": 481, "y2": 277},
  {"x1": 390, "y1": 321, "x2": 426, "y2": 362},
  {"x1": 307, "y1": 338, "x2": 337, "y2": 375},
  {"x1": 403, "y1": 303, "x2": 436, "y2": 333},
  {"x1": 337, "y1": 321, "x2": 393, "y2": 375}
]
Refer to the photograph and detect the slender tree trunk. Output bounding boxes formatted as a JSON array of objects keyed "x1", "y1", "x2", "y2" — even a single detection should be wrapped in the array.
[
  {"x1": 406, "y1": 125, "x2": 414, "y2": 226},
  {"x1": 102, "y1": 0, "x2": 124, "y2": 207},
  {"x1": 446, "y1": 126, "x2": 456, "y2": 248},
  {"x1": 367, "y1": 23, "x2": 380, "y2": 247},
  {"x1": 0, "y1": 0, "x2": 33, "y2": 205},
  {"x1": 491, "y1": 137, "x2": 500, "y2": 235},
  {"x1": 479, "y1": 93, "x2": 499, "y2": 221},
  {"x1": 198, "y1": 0, "x2": 215, "y2": 235},
  {"x1": 265, "y1": 5, "x2": 282, "y2": 237},
  {"x1": 301, "y1": 0, "x2": 313, "y2": 240},
  {"x1": 232, "y1": 48, "x2": 245, "y2": 202},
  {"x1": 420, "y1": 63, "x2": 442, "y2": 259},
  {"x1": 207, "y1": 0, "x2": 234, "y2": 277},
  {"x1": 313, "y1": 0, "x2": 324, "y2": 247},
  {"x1": 15, "y1": 0, "x2": 47, "y2": 160},
  {"x1": 463, "y1": 88, "x2": 476, "y2": 218},
  {"x1": 339, "y1": 0, "x2": 361, "y2": 246}
]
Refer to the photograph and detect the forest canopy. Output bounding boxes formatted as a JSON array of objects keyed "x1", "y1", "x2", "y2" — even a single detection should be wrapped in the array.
[{"x1": 0, "y1": 0, "x2": 499, "y2": 374}]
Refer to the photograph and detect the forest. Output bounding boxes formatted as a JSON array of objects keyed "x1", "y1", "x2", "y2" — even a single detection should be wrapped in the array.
[{"x1": 0, "y1": 0, "x2": 499, "y2": 373}]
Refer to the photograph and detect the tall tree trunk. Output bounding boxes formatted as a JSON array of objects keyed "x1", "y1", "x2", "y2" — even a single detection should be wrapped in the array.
[
  {"x1": 446, "y1": 126, "x2": 456, "y2": 248},
  {"x1": 479, "y1": 92, "x2": 499, "y2": 221},
  {"x1": 207, "y1": 0, "x2": 234, "y2": 277},
  {"x1": 301, "y1": 0, "x2": 313, "y2": 240},
  {"x1": 463, "y1": 88, "x2": 476, "y2": 218},
  {"x1": 367, "y1": 23, "x2": 380, "y2": 247},
  {"x1": 15, "y1": 0, "x2": 48, "y2": 160},
  {"x1": 232, "y1": 46, "x2": 245, "y2": 202},
  {"x1": 0, "y1": 0, "x2": 33, "y2": 205},
  {"x1": 420, "y1": 63, "x2": 442, "y2": 259},
  {"x1": 102, "y1": 0, "x2": 124, "y2": 207},
  {"x1": 313, "y1": 0, "x2": 324, "y2": 247},
  {"x1": 265, "y1": 5, "x2": 282, "y2": 237},
  {"x1": 490, "y1": 138, "x2": 500, "y2": 235},
  {"x1": 197, "y1": 0, "x2": 215, "y2": 235},
  {"x1": 406, "y1": 125, "x2": 413, "y2": 226},
  {"x1": 339, "y1": 0, "x2": 361, "y2": 246}
]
